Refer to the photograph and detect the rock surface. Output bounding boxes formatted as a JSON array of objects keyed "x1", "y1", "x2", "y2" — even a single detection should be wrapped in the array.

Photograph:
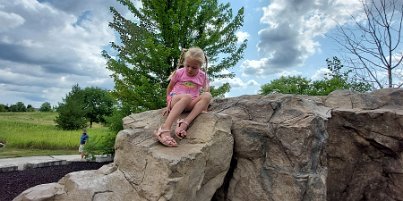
[
  {"x1": 324, "y1": 89, "x2": 403, "y2": 201},
  {"x1": 13, "y1": 89, "x2": 403, "y2": 201},
  {"x1": 209, "y1": 94, "x2": 330, "y2": 201},
  {"x1": 14, "y1": 111, "x2": 233, "y2": 201}
]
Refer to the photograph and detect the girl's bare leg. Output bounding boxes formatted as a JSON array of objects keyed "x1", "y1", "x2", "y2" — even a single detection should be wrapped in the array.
[
  {"x1": 178, "y1": 92, "x2": 212, "y2": 129},
  {"x1": 161, "y1": 94, "x2": 192, "y2": 130}
]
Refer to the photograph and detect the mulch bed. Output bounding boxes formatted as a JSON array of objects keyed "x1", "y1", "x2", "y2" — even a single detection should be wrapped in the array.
[{"x1": 0, "y1": 162, "x2": 109, "y2": 201}]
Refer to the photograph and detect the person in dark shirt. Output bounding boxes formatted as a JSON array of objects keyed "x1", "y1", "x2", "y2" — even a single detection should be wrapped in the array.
[{"x1": 79, "y1": 128, "x2": 89, "y2": 159}]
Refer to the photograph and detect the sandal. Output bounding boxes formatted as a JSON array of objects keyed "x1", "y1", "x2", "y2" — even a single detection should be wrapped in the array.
[
  {"x1": 175, "y1": 119, "x2": 189, "y2": 139},
  {"x1": 154, "y1": 127, "x2": 177, "y2": 147}
]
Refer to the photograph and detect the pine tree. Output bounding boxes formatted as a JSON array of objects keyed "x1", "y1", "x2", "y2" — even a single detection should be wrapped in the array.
[{"x1": 103, "y1": 0, "x2": 247, "y2": 113}]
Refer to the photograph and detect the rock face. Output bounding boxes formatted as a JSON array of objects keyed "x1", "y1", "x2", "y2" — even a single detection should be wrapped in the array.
[
  {"x1": 14, "y1": 89, "x2": 403, "y2": 201},
  {"x1": 14, "y1": 111, "x2": 233, "y2": 201},
  {"x1": 209, "y1": 94, "x2": 330, "y2": 201},
  {"x1": 325, "y1": 89, "x2": 403, "y2": 201}
]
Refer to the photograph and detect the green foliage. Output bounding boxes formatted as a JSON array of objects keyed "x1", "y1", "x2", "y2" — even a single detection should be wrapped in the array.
[
  {"x1": 104, "y1": 0, "x2": 247, "y2": 113},
  {"x1": 55, "y1": 85, "x2": 117, "y2": 130},
  {"x1": 26, "y1": 104, "x2": 35, "y2": 112},
  {"x1": 260, "y1": 57, "x2": 371, "y2": 96},
  {"x1": 8, "y1": 102, "x2": 26, "y2": 112},
  {"x1": 105, "y1": 103, "x2": 131, "y2": 133},
  {"x1": 81, "y1": 87, "x2": 115, "y2": 127},
  {"x1": 210, "y1": 83, "x2": 231, "y2": 98},
  {"x1": 260, "y1": 76, "x2": 311, "y2": 95},
  {"x1": 84, "y1": 131, "x2": 116, "y2": 158},
  {"x1": 55, "y1": 84, "x2": 87, "y2": 130},
  {"x1": 0, "y1": 104, "x2": 7, "y2": 112},
  {"x1": 39, "y1": 102, "x2": 52, "y2": 112},
  {"x1": 0, "y1": 112, "x2": 112, "y2": 153}
]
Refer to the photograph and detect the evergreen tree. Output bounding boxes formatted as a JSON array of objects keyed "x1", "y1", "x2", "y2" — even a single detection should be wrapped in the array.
[
  {"x1": 103, "y1": 0, "x2": 247, "y2": 113},
  {"x1": 55, "y1": 84, "x2": 87, "y2": 130}
]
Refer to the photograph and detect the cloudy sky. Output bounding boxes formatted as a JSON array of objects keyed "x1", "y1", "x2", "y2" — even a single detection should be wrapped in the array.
[{"x1": 0, "y1": 0, "x2": 374, "y2": 107}]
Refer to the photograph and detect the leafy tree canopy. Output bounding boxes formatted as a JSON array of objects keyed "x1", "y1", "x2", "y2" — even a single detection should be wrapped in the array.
[
  {"x1": 39, "y1": 102, "x2": 52, "y2": 112},
  {"x1": 55, "y1": 84, "x2": 116, "y2": 130},
  {"x1": 260, "y1": 57, "x2": 371, "y2": 96}
]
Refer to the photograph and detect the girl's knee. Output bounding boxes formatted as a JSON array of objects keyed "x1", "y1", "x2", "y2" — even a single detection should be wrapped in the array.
[{"x1": 201, "y1": 92, "x2": 212, "y2": 101}]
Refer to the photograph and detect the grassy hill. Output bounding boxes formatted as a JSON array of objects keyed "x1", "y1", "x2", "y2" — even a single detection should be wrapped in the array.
[{"x1": 0, "y1": 112, "x2": 114, "y2": 158}]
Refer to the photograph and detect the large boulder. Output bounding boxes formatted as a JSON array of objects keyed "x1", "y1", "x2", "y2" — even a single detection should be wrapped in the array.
[
  {"x1": 325, "y1": 89, "x2": 403, "y2": 201},
  {"x1": 13, "y1": 88, "x2": 403, "y2": 201},
  {"x1": 14, "y1": 110, "x2": 233, "y2": 201},
  {"x1": 209, "y1": 94, "x2": 330, "y2": 201}
]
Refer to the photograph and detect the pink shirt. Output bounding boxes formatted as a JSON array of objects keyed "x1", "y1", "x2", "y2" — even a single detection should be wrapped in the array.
[{"x1": 170, "y1": 67, "x2": 208, "y2": 99}]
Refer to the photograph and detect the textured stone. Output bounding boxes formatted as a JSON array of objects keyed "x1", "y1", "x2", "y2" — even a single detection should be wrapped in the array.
[{"x1": 14, "y1": 88, "x2": 403, "y2": 201}]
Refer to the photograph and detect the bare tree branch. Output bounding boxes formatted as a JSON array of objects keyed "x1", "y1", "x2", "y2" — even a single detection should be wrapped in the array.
[{"x1": 332, "y1": 0, "x2": 403, "y2": 88}]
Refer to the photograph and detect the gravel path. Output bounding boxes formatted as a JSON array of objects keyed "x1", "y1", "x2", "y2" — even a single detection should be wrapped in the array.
[{"x1": 0, "y1": 162, "x2": 109, "y2": 201}]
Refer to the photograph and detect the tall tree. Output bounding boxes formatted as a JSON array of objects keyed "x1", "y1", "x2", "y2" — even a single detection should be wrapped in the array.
[
  {"x1": 333, "y1": 0, "x2": 403, "y2": 88},
  {"x1": 55, "y1": 85, "x2": 116, "y2": 130},
  {"x1": 81, "y1": 87, "x2": 115, "y2": 128},
  {"x1": 55, "y1": 84, "x2": 87, "y2": 130},
  {"x1": 103, "y1": 0, "x2": 247, "y2": 113}
]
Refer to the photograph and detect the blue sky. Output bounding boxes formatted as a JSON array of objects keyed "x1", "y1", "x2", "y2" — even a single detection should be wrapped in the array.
[{"x1": 0, "y1": 0, "x2": 392, "y2": 107}]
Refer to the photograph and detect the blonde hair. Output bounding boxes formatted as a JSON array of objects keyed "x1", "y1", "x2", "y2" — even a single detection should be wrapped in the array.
[
  {"x1": 169, "y1": 47, "x2": 208, "y2": 80},
  {"x1": 183, "y1": 47, "x2": 207, "y2": 69}
]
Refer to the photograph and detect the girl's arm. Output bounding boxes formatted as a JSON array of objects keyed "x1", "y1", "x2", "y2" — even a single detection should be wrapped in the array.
[
  {"x1": 166, "y1": 80, "x2": 175, "y2": 97},
  {"x1": 203, "y1": 81, "x2": 210, "y2": 92},
  {"x1": 166, "y1": 70, "x2": 177, "y2": 97}
]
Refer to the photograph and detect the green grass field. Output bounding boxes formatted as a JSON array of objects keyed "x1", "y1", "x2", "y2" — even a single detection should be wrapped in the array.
[{"x1": 0, "y1": 112, "x2": 115, "y2": 158}]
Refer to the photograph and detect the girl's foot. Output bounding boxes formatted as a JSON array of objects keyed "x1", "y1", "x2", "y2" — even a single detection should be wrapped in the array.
[
  {"x1": 154, "y1": 127, "x2": 177, "y2": 147},
  {"x1": 175, "y1": 119, "x2": 189, "y2": 139}
]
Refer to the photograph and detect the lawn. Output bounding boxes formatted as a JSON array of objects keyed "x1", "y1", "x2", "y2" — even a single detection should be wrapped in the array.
[{"x1": 0, "y1": 112, "x2": 115, "y2": 159}]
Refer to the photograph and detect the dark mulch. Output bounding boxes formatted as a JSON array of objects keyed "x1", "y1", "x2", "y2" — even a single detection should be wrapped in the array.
[{"x1": 0, "y1": 162, "x2": 109, "y2": 201}]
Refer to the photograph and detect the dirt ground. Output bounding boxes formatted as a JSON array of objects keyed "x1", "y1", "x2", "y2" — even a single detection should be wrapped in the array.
[{"x1": 0, "y1": 162, "x2": 109, "y2": 201}]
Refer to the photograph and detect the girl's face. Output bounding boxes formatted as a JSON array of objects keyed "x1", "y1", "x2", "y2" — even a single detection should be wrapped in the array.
[{"x1": 184, "y1": 58, "x2": 201, "y2": 77}]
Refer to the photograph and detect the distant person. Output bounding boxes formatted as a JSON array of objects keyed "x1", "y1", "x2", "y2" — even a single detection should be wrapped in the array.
[
  {"x1": 79, "y1": 128, "x2": 89, "y2": 159},
  {"x1": 155, "y1": 47, "x2": 212, "y2": 147}
]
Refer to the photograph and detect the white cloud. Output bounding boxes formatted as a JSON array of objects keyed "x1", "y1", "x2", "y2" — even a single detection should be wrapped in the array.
[
  {"x1": 236, "y1": 31, "x2": 250, "y2": 43},
  {"x1": 211, "y1": 76, "x2": 259, "y2": 89},
  {"x1": 0, "y1": 11, "x2": 25, "y2": 32},
  {"x1": 246, "y1": 0, "x2": 363, "y2": 76},
  {"x1": 0, "y1": 0, "x2": 129, "y2": 107},
  {"x1": 311, "y1": 67, "x2": 330, "y2": 81}
]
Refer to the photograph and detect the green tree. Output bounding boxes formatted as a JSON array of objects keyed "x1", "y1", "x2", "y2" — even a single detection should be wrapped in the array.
[
  {"x1": 81, "y1": 87, "x2": 115, "y2": 128},
  {"x1": 55, "y1": 85, "x2": 87, "y2": 130},
  {"x1": 260, "y1": 57, "x2": 371, "y2": 96},
  {"x1": 260, "y1": 76, "x2": 311, "y2": 95},
  {"x1": 313, "y1": 57, "x2": 371, "y2": 95},
  {"x1": 9, "y1": 102, "x2": 26, "y2": 112},
  {"x1": 103, "y1": 0, "x2": 247, "y2": 113},
  {"x1": 26, "y1": 104, "x2": 35, "y2": 112},
  {"x1": 55, "y1": 85, "x2": 117, "y2": 130},
  {"x1": 0, "y1": 104, "x2": 7, "y2": 112},
  {"x1": 105, "y1": 103, "x2": 131, "y2": 133},
  {"x1": 39, "y1": 102, "x2": 52, "y2": 112}
]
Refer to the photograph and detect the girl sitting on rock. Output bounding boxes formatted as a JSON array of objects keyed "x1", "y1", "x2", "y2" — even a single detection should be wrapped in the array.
[{"x1": 155, "y1": 47, "x2": 212, "y2": 147}]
